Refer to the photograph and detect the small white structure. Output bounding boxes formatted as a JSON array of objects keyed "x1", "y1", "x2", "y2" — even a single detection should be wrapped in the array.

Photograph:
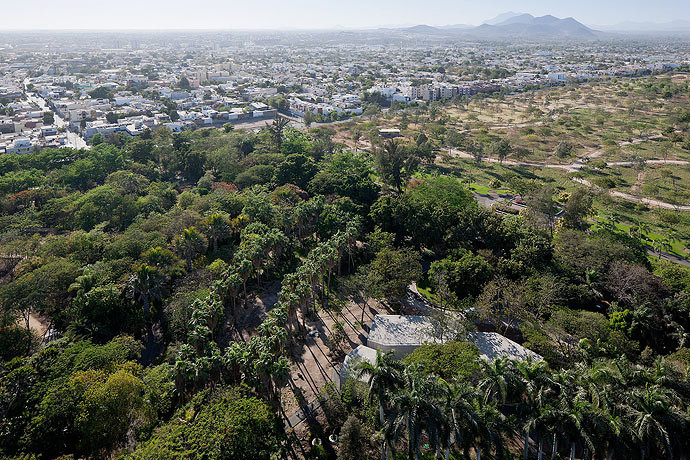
[{"x1": 334, "y1": 344, "x2": 378, "y2": 390}]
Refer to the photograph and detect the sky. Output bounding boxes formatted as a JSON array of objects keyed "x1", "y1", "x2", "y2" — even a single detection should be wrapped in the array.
[{"x1": 3, "y1": 0, "x2": 690, "y2": 30}]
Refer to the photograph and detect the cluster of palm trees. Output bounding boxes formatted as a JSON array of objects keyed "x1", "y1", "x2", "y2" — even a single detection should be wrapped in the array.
[
  {"x1": 356, "y1": 352, "x2": 690, "y2": 460},
  {"x1": 174, "y1": 213, "x2": 360, "y2": 408},
  {"x1": 277, "y1": 218, "x2": 359, "y2": 332}
]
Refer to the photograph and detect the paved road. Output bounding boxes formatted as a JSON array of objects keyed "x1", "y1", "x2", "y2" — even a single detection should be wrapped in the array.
[
  {"x1": 449, "y1": 144, "x2": 690, "y2": 212},
  {"x1": 26, "y1": 92, "x2": 88, "y2": 150},
  {"x1": 449, "y1": 148, "x2": 689, "y2": 174}
]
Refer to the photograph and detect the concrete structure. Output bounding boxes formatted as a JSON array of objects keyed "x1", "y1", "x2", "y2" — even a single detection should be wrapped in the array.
[
  {"x1": 335, "y1": 315, "x2": 542, "y2": 389},
  {"x1": 367, "y1": 315, "x2": 542, "y2": 361},
  {"x1": 367, "y1": 315, "x2": 443, "y2": 359},
  {"x1": 379, "y1": 128, "x2": 401, "y2": 139},
  {"x1": 334, "y1": 344, "x2": 378, "y2": 390}
]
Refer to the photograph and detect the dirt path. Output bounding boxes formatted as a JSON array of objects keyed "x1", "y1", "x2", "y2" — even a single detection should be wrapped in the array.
[
  {"x1": 283, "y1": 296, "x2": 389, "y2": 426},
  {"x1": 572, "y1": 177, "x2": 690, "y2": 211},
  {"x1": 28, "y1": 313, "x2": 48, "y2": 337}
]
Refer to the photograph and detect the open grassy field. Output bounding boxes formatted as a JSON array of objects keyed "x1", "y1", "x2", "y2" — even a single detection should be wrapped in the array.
[{"x1": 333, "y1": 73, "x2": 690, "y2": 260}]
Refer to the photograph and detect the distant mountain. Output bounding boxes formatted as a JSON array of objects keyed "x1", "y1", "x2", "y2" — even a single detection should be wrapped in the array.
[
  {"x1": 401, "y1": 24, "x2": 443, "y2": 34},
  {"x1": 394, "y1": 14, "x2": 597, "y2": 40},
  {"x1": 473, "y1": 14, "x2": 597, "y2": 39},
  {"x1": 495, "y1": 13, "x2": 540, "y2": 26},
  {"x1": 438, "y1": 24, "x2": 474, "y2": 30},
  {"x1": 483, "y1": 12, "x2": 523, "y2": 26},
  {"x1": 596, "y1": 20, "x2": 690, "y2": 32}
]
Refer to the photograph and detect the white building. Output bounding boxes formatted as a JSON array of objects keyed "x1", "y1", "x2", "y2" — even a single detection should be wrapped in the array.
[{"x1": 335, "y1": 315, "x2": 542, "y2": 388}]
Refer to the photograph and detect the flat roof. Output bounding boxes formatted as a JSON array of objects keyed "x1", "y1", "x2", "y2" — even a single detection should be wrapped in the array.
[
  {"x1": 367, "y1": 315, "x2": 542, "y2": 362},
  {"x1": 368, "y1": 315, "x2": 441, "y2": 347}
]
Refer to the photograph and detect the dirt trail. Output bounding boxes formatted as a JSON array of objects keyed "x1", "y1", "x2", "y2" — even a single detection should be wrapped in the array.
[{"x1": 283, "y1": 296, "x2": 391, "y2": 432}]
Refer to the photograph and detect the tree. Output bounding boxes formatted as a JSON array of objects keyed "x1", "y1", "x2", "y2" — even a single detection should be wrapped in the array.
[
  {"x1": 106, "y1": 112, "x2": 119, "y2": 124},
  {"x1": 466, "y1": 141, "x2": 483, "y2": 165},
  {"x1": 128, "y1": 387, "x2": 281, "y2": 460},
  {"x1": 70, "y1": 283, "x2": 127, "y2": 340},
  {"x1": 429, "y1": 250, "x2": 493, "y2": 300},
  {"x1": 490, "y1": 138, "x2": 511, "y2": 165},
  {"x1": 556, "y1": 141, "x2": 574, "y2": 158},
  {"x1": 365, "y1": 247, "x2": 422, "y2": 305},
  {"x1": 562, "y1": 188, "x2": 593, "y2": 231},
  {"x1": 338, "y1": 415, "x2": 364, "y2": 460},
  {"x1": 355, "y1": 350, "x2": 403, "y2": 425},
  {"x1": 303, "y1": 111, "x2": 315, "y2": 127},
  {"x1": 205, "y1": 213, "x2": 230, "y2": 252},
  {"x1": 178, "y1": 76, "x2": 191, "y2": 90},
  {"x1": 476, "y1": 278, "x2": 529, "y2": 336},
  {"x1": 526, "y1": 185, "x2": 559, "y2": 237},
  {"x1": 127, "y1": 264, "x2": 166, "y2": 315},
  {"x1": 42, "y1": 111, "x2": 55, "y2": 125},
  {"x1": 273, "y1": 153, "x2": 317, "y2": 189},
  {"x1": 389, "y1": 364, "x2": 444, "y2": 460},
  {"x1": 88, "y1": 86, "x2": 114, "y2": 100},
  {"x1": 176, "y1": 227, "x2": 207, "y2": 271},
  {"x1": 266, "y1": 116, "x2": 290, "y2": 149},
  {"x1": 73, "y1": 366, "x2": 149, "y2": 455},
  {"x1": 375, "y1": 139, "x2": 420, "y2": 193},
  {"x1": 626, "y1": 385, "x2": 687, "y2": 460},
  {"x1": 403, "y1": 341, "x2": 480, "y2": 381}
]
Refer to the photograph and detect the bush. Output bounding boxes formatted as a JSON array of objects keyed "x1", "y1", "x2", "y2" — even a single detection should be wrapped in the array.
[
  {"x1": 127, "y1": 386, "x2": 280, "y2": 460},
  {"x1": 338, "y1": 415, "x2": 363, "y2": 460},
  {"x1": 403, "y1": 341, "x2": 480, "y2": 381}
]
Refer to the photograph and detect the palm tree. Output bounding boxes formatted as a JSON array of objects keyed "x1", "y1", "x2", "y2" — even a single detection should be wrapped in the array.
[
  {"x1": 376, "y1": 139, "x2": 407, "y2": 192},
  {"x1": 128, "y1": 264, "x2": 166, "y2": 315},
  {"x1": 177, "y1": 226, "x2": 206, "y2": 271},
  {"x1": 477, "y1": 358, "x2": 519, "y2": 406},
  {"x1": 439, "y1": 380, "x2": 479, "y2": 460},
  {"x1": 626, "y1": 385, "x2": 687, "y2": 460},
  {"x1": 389, "y1": 365, "x2": 443, "y2": 460},
  {"x1": 473, "y1": 400, "x2": 506, "y2": 460},
  {"x1": 236, "y1": 259, "x2": 252, "y2": 307},
  {"x1": 266, "y1": 115, "x2": 289, "y2": 149},
  {"x1": 205, "y1": 212, "x2": 229, "y2": 252},
  {"x1": 221, "y1": 271, "x2": 242, "y2": 326},
  {"x1": 355, "y1": 350, "x2": 404, "y2": 426},
  {"x1": 514, "y1": 360, "x2": 553, "y2": 460}
]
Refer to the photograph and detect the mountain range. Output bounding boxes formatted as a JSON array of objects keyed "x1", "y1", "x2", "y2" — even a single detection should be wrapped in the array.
[{"x1": 399, "y1": 13, "x2": 598, "y2": 40}]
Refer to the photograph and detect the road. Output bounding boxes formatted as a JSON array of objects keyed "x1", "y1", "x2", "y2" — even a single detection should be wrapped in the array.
[{"x1": 25, "y1": 91, "x2": 88, "y2": 150}]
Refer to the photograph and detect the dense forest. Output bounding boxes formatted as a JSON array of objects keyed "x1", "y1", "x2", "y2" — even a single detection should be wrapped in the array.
[{"x1": 0, "y1": 119, "x2": 689, "y2": 459}]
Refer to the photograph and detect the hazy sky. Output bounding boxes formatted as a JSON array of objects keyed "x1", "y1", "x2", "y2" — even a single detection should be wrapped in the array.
[{"x1": 3, "y1": 0, "x2": 690, "y2": 30}]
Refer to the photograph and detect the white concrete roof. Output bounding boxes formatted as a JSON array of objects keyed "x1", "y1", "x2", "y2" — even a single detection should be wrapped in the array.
[
  {"x1": 367, "y1": 315, "x2": 543, "y2": 362},
  {"x1": 368, "y1": 315, "x2": 442, "y2": 347},
  {"x1": 339, "y1": 345, "x2": 378, "y2": 383},
  {"x1": 469, "y1": 332, "x2": 543, "y2": 362}
]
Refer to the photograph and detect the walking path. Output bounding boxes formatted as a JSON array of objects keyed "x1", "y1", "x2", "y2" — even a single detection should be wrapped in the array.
[
  {"x1": 571, "y1": 177, "x2": 690, "y2": 211},
  {"x1": 448, "y1": 141, "x2": 690, "y2": 211},
  {"x1": 283, "y1": 297, "x2": 385, "y2": 429}
]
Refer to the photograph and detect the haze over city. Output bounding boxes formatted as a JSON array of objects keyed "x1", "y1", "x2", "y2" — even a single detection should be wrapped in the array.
[{"x1": 3, "y1": 0, "x2": 690, "y2": 30}]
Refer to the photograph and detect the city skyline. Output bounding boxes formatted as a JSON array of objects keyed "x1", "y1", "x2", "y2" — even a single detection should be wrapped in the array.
[{"x1": 3, "y1": 0, "x2": 690, "y2": 31}]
